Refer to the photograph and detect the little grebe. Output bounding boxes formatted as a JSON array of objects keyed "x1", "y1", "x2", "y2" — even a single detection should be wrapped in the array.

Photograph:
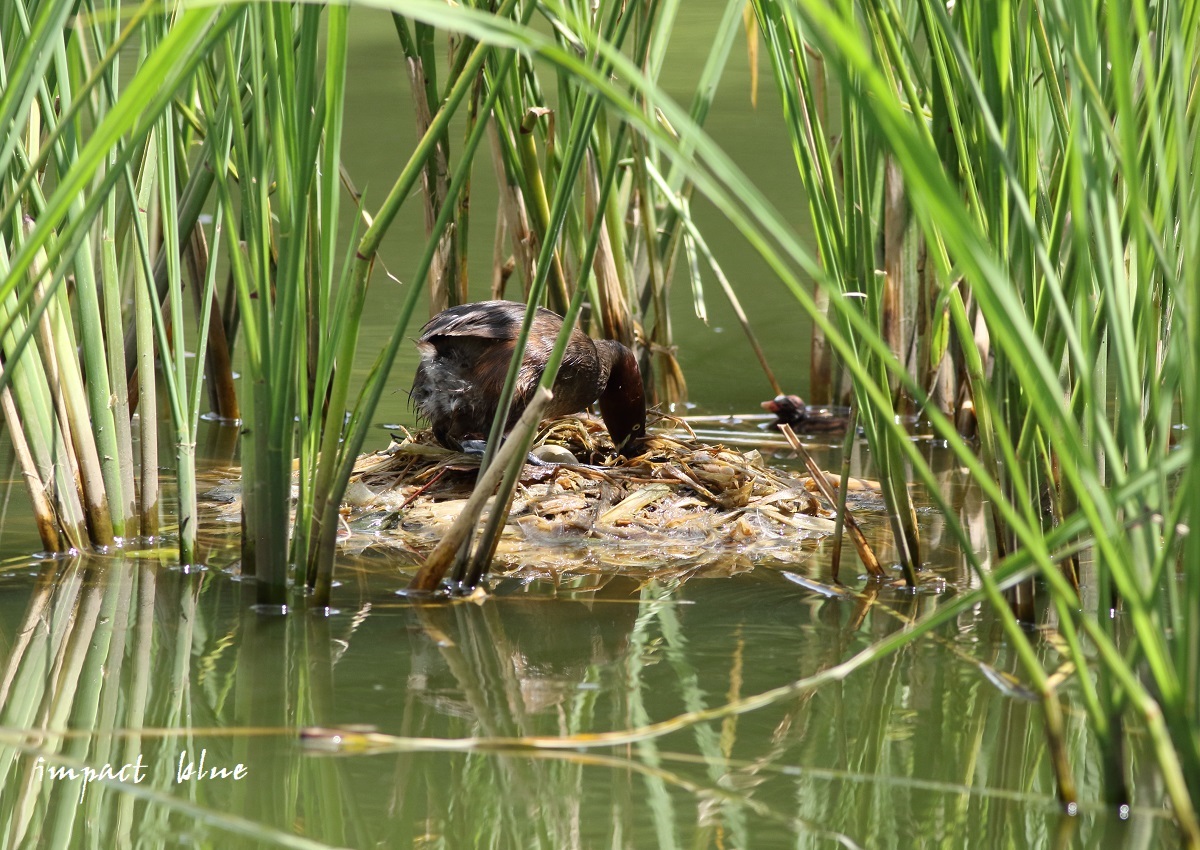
[
  {"x1": 411, "y1": 300, "x2": 646, "y2": 453},
  {"x1": 762, "y1": 394, "x2": 849, "y2": 435}
]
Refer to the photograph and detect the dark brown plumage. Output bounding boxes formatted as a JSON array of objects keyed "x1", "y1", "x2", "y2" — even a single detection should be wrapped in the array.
[
  {"x1": 762, "y1": 394, "x2": 849, "y2": 435},
  {"x1": 411, "y1": 301, "x2": 646, "y2": 453}
]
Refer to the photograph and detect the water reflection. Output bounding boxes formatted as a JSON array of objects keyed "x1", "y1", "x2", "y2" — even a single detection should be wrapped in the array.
[{"x1": 0, "y1": 546, "x2": 1177, "y2": 848}]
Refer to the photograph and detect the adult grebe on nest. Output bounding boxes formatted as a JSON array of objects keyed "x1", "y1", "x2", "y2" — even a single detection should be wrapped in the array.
[{"x1": 411, "y1": 300, "x2": 646, "y2": 455}]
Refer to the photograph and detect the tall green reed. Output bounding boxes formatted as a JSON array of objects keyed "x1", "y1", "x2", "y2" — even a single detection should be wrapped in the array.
[
  {"x1": 752, "y1": 0, "x2": 922, "y2": 585},
  {"x1": 3, "y1": 0, "x2": 759, "y2": 599},
  {"x1": 755, "y1": 0, "x2": 1200, "y2": 834},
  {"x1": 1, "y1": 1, "x2": 240, "y2": 561},
  {"x1": 389, "y1": 0, "x2": 1200, "y2": 832},
  {"x1": 4, "y1": 1, "x2": 1198, "y2": 836}
]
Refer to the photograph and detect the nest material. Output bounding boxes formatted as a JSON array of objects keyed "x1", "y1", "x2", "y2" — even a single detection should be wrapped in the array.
[{"x1": 342, "y1": 416, "x2": 841, "y2": 577}]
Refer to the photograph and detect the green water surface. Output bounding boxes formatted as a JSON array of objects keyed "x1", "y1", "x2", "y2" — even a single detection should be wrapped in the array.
[{"x1": 0, "y1": 7, "x2": 1179, "y2": 849}]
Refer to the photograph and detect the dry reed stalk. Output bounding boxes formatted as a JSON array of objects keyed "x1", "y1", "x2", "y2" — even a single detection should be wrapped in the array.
[
  {"x1": 405, "y1": 51, "x2": 456, "y2": 315},
  {"x1": 778, "y1": 423, "x2": 882, "y2": 578},
  {"x1": 0, "y1": 374, "x2": 61, "y2": 551},
  {"x1": 585, "y1": 155, "x2": 632, "y2": 346},
  {"x1": 184, "y1": 224, "x2": 239, "y2": 420},
  {"x1": 488, "y1": 124, "x2": 536, "y2": 297},
  {"x1": 407, "y1": 387, "x2": 552, "y2": 593},
  {"x1": 28, "y1": 228, "x2": 112, "y2": 543}
]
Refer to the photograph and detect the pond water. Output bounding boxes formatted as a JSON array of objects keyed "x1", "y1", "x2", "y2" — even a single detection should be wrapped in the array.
[
  {"x1": 0, "y1": 417, "x2": 1179, "y2": 848},
  {"x1": 0, "y1": 6, "x2": 1181, "y2": 849}
]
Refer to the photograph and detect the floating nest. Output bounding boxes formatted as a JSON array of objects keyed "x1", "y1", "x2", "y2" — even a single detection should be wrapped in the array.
[{"x1": 340, "y1": 416, "x2": 849, "y2": 579}]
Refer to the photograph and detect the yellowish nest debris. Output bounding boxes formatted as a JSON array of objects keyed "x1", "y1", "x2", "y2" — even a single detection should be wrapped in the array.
[{"x1": 340, "y1": 417, "x2": 848, "y2": 577}]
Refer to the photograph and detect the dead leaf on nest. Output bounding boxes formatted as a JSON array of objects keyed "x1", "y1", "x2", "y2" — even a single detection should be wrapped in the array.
[
  {"x1": 199, "y1": 416, "x2": 868, "y2": 580},
  {"x1": 339, "y1": 417, "x2": 839, "y2": 575}
]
